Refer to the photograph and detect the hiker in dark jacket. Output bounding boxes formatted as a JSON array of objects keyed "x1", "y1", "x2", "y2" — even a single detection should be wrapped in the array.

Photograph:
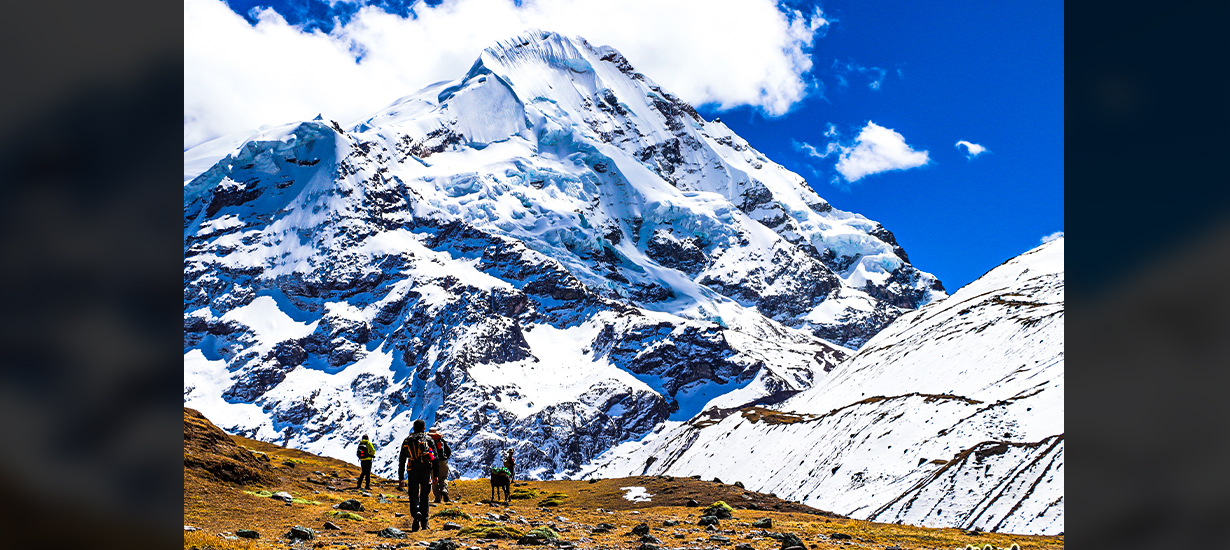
[
  {"x1": 503, "y1": 448, "x2": 516, "y2": 481},
  {"x1": 428, "y1": 427, "x2": 452, "y2": 503},
  {"x1": 355, "y1": 434, "x2": 375, "y2": 490},
  {"x1": 397, "y1": 419, "x2": 434, "y2": 531}
]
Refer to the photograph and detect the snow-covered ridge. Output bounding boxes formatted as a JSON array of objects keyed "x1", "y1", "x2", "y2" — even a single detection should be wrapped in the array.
[
  {"x1": 183, "y1": 31, "x2": 941, "y2": 482},
  {"x1": 586, "y1": 238, "x2": 1063, "y2": 535}
]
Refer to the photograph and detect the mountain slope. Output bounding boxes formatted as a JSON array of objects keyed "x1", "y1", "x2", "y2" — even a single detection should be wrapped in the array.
[
  {"x1": 183, "y1": 31, "x2": 942, "y2": 482},
  {"x1": 586, "y1": 238, "x2": 1064, "y2": 535}
]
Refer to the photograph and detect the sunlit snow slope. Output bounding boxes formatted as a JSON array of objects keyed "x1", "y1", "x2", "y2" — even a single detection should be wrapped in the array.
[
  {"x1": 183, "y1": 31, "x2": 942, "y2": 481},
  {"x1": 587, "y1": 238, "x2": 1063, "y2": 535}
]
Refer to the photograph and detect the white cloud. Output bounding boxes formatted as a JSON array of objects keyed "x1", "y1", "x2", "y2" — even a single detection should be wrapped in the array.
[
  {"x1": 1041, "y1": 231, "x2": 1064, "y2": 244},
  {"x1": 955, "y1": 140, "x2": 989, "y2": 158},
  {"x1": 793, "y1": 139, "x2": 838, "y2": 159},
  {"x1": 184, "y1": 0, "x2": 830, "y2": 149},
  {"x1": 832, "y1": 121, "x2": 929, "y2": 183}
]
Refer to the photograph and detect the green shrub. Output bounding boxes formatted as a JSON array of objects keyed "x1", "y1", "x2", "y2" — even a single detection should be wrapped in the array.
[
  {"x1": 510, "y1": 489, "x2": 538, "y2": 500},
  {"x1": 327, "y1": 511, "x2": 364, "y2": 521},
  {"x1": 525, "y1": 527, "x2": 559, "y2": 539},
  {"x1": 536, "y1": 492, "x2": 568, "y2": 507},
  {"x1": 458, "y1": 524, "x2": 524, "y2": 539},
  {"x1": 433, "y1": 508, "x2": 472, "y2": 520}
]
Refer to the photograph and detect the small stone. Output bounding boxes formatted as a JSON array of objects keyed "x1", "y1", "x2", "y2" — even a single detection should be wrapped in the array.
[
  {"x1": 828, "y1": 533, "x2": 851, "y2": 540},
  {"x1": 323, "y1": 521, "x2": 341, "y2": 531},
  {"x1": 271, "y1": 491, "x2": 294, "y2": 502},
  {"x1": 734, "y1": 481, "x2": 745, "y2": 489},
  {"x1": 395, "y1": 512, "x2": 406, "y2": 517},
  {"x1": 377, "y1": 527, "x2": 407, "y2": 539},
  {"x1": 286, "y1": 525, "x2": 314, "y2": 540},
  {"x1": 184, "y1": 526, "x2": 198, "y2": 532},
  {"x1": 631, "y1": 523, "x2": 650, "y2": 536},
  {"x1": 335, "y1": 499, "x2": 364, "y2": 511},
  {"x1": 443, "y1": 522, "x2": 462, "y2": 531},
  {"x1": 429, "y1": 539, "x2": 459, "y2": 550},
  {"x1": 282, "y1": 460, "x2": 297, "y2": 467},
  {"x1": 712, "y1": 477, "x2": 723, "y2": 484},
  {"x1": 555, "y1": 516, "x2": 569, "y2": 522},
  {"x1": 752, "y1": 518, "x2": 772, "y2": 528},
  {"x1": 639, "y1": 535, "x2": 661, "y2": 543},
  {"x1": 779, "y1": 532, "x2": 805, "y2": 549},
  {"x1": 685, "y1": 499, "x2": 699, "y2": 507},
  {"x1": 637, "y1": 544, "x2": 660, "y2": 550},
  {"x1": 710, "y1": 535, "x2": 730, "y2": 542},
  {"x1": 697, "y1": 516, "x2": 719, "y2": 526},
  {"x1": 735, "y1": 544, "x2": 755, "y2": 550},
  {"x1": 662, "y1": 520, "x2": 678, "y2": 526},
  {"x1": 235, "y1": 529, "x2": 259, "y2": 539}
]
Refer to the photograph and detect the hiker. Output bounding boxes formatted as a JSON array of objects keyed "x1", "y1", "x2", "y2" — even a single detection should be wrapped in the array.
[
  {"x1": 355, "y1": 434, "x2": 375, "y2": 490},
  {"x1": 503, "y1": 448, "x2": 516, "y2": 481},
  {"x1": 397, "y1": 419, "x2": 435, "y2": 531},
  {"x1": 428, "y1": 427, "x2": 452, "y2": 503}
]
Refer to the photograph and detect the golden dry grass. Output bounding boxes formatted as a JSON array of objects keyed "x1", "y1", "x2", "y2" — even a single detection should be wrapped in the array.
[{"x1": 185, "y1": 408, "x2": 1063, "y2": 550}]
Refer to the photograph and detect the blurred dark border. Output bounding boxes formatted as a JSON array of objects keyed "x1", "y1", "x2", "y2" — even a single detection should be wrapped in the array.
[
  {"x1": 0, "y1": 1, "x2": 183, "y2": 548},
  {"x1": 1067, "y1": 0, "x2": 1230, "y2": 548},
  {"x1": 0, "y1": 1, "x2": 1225, "y2": 548}
]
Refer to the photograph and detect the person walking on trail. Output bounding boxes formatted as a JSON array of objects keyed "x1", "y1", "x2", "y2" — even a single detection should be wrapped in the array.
[
  {"x1": 355, "y1": 434, "x2": 375, "y2": 490},
  {"x1": 397, "y1": 419, "x2": 435, "y2": 531},
  {"x1": 428, "y1": 427, "x2": 452, "y2": 503},
  {"x1": 503, "y1": 448, "x2": 516, "y2": 481}
]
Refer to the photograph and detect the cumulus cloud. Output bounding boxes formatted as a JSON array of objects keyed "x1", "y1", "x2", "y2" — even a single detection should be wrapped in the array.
[
  {"x1": 185, "y1": 0, "x2": 830, "y2": 149},
  {"x1": 831, "y1": 122, "x2": 929, "y2": 183},
  {"x1": 955, "y1": 140, "x2": 989, "y2": 158},
  {"x1": 1041, "y1": 231, "x2": 1064, "y2": 244}
]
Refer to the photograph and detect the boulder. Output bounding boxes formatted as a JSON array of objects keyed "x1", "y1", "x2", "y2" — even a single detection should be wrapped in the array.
[
  {"x1": 270, "y1": 491, "x2": 294, "y2": 502},
  {"x1": 235, "y1": 529, "x2": 259, "y2": 539},
  {"x1": 685, "y1": 499, "x2": 699, "y2": 507},
  {"x1": 376, "y1": 527, "x2": 407, "y2": 539},
  {"x1": 697, "y1": 516, "x2": 719, "y2": 526},
  {"x1": 752, "y1": 518, "x2": 772, "y2": 528},
  {"x1": 285, "y1": 525, "x2": 314, "y2": 540},
  {"x1": 631, "y1": 523, "x2": 650, "y2": 536},
  {"x1": 336, "y1": 499, "x2": 364, "y2": 511},
  {"x1": 428, "y1": 539, "x2": 459, "y2": 550},
  {"x1": 779, "y1": 533, "x2": 804, "y2": 549}
]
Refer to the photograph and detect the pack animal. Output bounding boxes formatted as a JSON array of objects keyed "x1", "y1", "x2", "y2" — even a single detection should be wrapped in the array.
[{"x1": 490, "y1": 467, "x2": 511, "y2": 503}]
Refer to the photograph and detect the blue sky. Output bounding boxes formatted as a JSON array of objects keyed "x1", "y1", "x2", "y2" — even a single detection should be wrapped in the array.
[{"x1": 188, "y1": 0, "x2": 1063, "y2": 292}]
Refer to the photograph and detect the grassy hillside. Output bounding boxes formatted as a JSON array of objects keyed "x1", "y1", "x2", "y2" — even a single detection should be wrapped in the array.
[{"x1": 184, "y1": 408, "x2": 1062, "y2": 549}]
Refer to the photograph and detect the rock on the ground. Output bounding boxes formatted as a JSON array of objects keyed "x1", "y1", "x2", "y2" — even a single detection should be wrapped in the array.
[
  {"x1": 698, "y1": 516, "x2": 719, "y2": 526},
  {"x1": 734, "y1": 544, "x2": 755, "y2": 550},
  {"x1": 235, "y1": 529, "x2": 259, "y2": 539},
  {"x1": 323, "y1": 521, "x2": 341, "y2": 530},
  {"x1": 829, "y1": 533, "x2": 851, "y2": 540},
  {"x1": 631, "y1": 523, "x2": 650, "y2": 536},
  {"x1": 662, "y1": 520, "x2": 678, "y2": 526},
  {"x1": 271, "y1": 491, "x2": 294, "y2": 502},
  {"x1": 335, "y1": 499, "x2": 364, "y2": 511},
  {"x1": 428, "y1": 539, "x2": 459, "y2": 550},
  {"x1": 685, "y1": 499, "x2": 699, "y2": 507},
  {"x1": 443, "y1": 522, "x2": 462, "y2": 531},
  {"x1": 638, "y1": 544, "x2": 660, "y2": 550},
  {"x1": 377, "y1": 527, "x2": 407, "y2": 539},
  {"x1": 285, "y1": 525, "x2": 314, "y2": 540},
  {"x1": 752, "y1": 518, "x2": 772, "y2": 528},
  {"x1": 779, "y1": 533, "x2": 805, "y2": 549},
  {"x1": 184, "y1": 526, "x2": 198, "y2": 532}
]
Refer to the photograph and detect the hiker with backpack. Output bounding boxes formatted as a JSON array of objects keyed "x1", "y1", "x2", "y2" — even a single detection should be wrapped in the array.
[
  {"x1": 428, "y1": 427, "x2": 452, "y2": 503},
  {"x1": 397, "y1": 419, "x2": 435, "y2": 531},
  {"x1": 355, "y1": 434, "x2": 375, "y2": 490},
  {"x1": 503, "y1": 448, "x2": 516, "y2": 481}
]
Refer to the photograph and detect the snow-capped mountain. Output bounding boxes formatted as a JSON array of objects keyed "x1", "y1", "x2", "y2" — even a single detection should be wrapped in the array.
[
  {"x1": 586, "y1": 238, "x2": 1063, "y2": 535},
  {"x1": 183, "y1": 31, "x2": 942, "y2": 481}
]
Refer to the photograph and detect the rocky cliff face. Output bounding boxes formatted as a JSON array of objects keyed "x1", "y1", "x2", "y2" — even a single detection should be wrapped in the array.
[
  {"x1": 183, "y1": 30, "x2": 941, "y2": 481},
  {"x1": 586, "y1": 238, "x2": 1064, "y2": 535}
]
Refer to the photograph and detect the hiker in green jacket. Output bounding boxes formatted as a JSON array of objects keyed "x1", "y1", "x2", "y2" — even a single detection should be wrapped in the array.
[{"x1": 355, "y1": 434, "x2": 375, "y2": 490}]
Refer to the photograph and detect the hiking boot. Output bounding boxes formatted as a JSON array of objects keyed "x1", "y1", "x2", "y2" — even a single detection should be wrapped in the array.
[{"x1": 443, "y1": 496, "x2": 450, "y2": 503}]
